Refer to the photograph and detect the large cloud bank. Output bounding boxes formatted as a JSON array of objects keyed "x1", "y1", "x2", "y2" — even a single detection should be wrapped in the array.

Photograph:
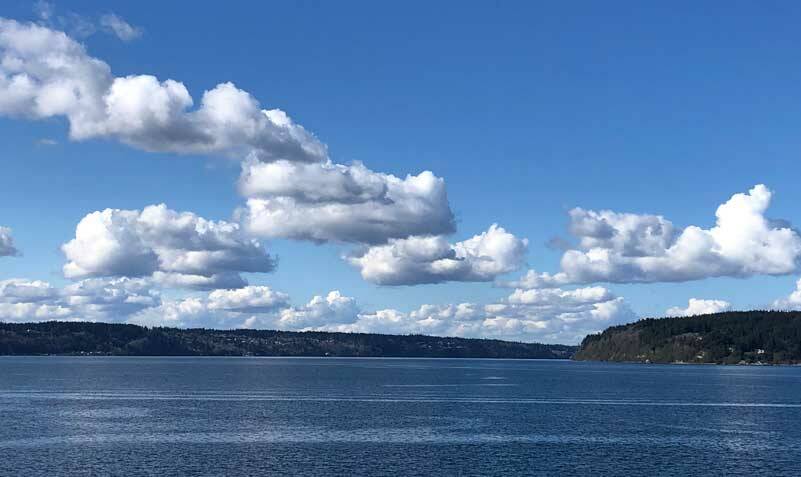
[
  {"x1": 0, "y1": 277, "x2": 158, "y2": 322},
  {"x1": 0, "y1": 18, "x2": 456, "y2": 246},
  {"x1": 509, "y1": 185, "x2": 801, "y2": 287},
  {"x1": 125, "y1": 284, "x2": 632, "y2": 344},
  {"x1": 307, "y1": 286, "x2": 632, "y2": 345},
  {"x1": 0, "y1": 270, "x2": 635, "y2": 343}
]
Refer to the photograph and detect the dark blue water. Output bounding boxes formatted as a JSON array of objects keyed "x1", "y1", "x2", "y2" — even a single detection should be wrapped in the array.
[{"x1": 1, "y1": 358, "x2": 800, "y2": 476}]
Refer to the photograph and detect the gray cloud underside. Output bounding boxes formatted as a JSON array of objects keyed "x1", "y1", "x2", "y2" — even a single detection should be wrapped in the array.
[
  {"x1": 238, "y1": 160, "x2": 455, "y2": 244},
  {"x1": 0, "y1": 227, "x2": 19, "y2": 257}
]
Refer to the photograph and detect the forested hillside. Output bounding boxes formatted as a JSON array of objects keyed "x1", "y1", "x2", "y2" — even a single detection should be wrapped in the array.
[
  {"x1": 0, "y1": 321, "x2": 576, "y2": 359},
  {"x1": 575, "y1": 311, "x2": 801, "y2": 364}
]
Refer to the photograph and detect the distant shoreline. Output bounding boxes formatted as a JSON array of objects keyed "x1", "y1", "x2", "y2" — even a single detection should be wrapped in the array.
[
  {"x1": 0, "y1": 354, "x2": 576, "y2": 358},
  {"x1": 574, "y1": 359, "x2": 801, "y2": 366},
  {"x1": 0, "y1": 321, "x2": 576, "y2": 360}
]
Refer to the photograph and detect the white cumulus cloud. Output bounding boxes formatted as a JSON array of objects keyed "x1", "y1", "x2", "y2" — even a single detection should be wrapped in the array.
[
  {"x1": 347, "y1": 224, "x2": 528, "y2": 285},
  {"x1": 207, "y1": 286, "x2": 290, "y2": 312},
  {"x1": 507, "y1": 286, "x2": 615, "y2": 308},
  {"x1": 61, "y1": 277, "x2": 160, "y2": 319},
  {"x1": 128, "y1": 285, "x2": 291, "y2": 329},
  {"x1": 772, "y1": 279, "x2": 801, "y2": 311},
  {"x1": 127, "y1": 297, "x2": 213, "y2": 329},
  {"x1": 665, "y1": 298, "x2": 732, "y2": 317},
  {"x1": 276, "y1": 291, "x2": 360, "y2": 329},
  {"x1": 0, "y1": 277, "x2": 161, "y2": 322},
  {"x1": 1, "y1": 18, "x2": 457, "y2": 246},
  {"x1": 0, "y1": 279, "x2": 58, "y2": 303},
  {"x1": 0, "y1": 18, "x2": 326, "y2": 162},
  {"x1": 0, "y1": 302, "x2": 72, "y2": 321},
  {"x1": 238, "y1": 160, "x2": 455, "y2": 244},
  {"x1": 62, "y1": 204, "x2": 275, "y2": 289},
  {"x1": 508, "y1": 185, "x2": 801, "y2": 287}
]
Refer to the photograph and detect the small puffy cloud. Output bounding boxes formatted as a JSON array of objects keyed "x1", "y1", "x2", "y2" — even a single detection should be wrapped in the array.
[
  {"x1": 347, "y1": 224, "x2": 527, "y2": 285},
  {"x1": 0, "y1": 18, "x2": 112, "y2": 126},
  {"x1": 0, "y1": 18, "x2": 326, "y2": 162},
  {"x1": 499, "y1": 269, "x2": 569, "y2": 289},
  {"x1": 239, "y1": 160, "x2": 455, "y2": 244},
  {"x1": 665, "y1": 298, "x2": 732, "y2": 317},
  {"x1": 507, "y1": 185, "x2": 801, "y2": 287},
  {"x1": 62, "y1": 204, "x2": 275, "y2": 288},
  {"x1": 127, "y1": 297, "x2": 213, "y2": 328},
  {"x1": 0, "y1": 227, "x2": 19, "y2": 256},
  {"x1": 507, "y1": 286, "x2": 614, "y2": 308},
  {"x1": 321, "y1": 303, "x2": 491, "y2": 337},
  {"x1": 477, "y1": 289, "x2": 634, "y2": 344},
  {"x1": 334, "y1": 308, "x2": 414, "y2": 336},
  {"x1": 99, "y1": 13, "x2": 141, "y2": 41},
  {"x1": 276, "y1": 291, "x2": 359, "y2": 329},
  {"x1": 150, "y1": 271, "x2": 247, "y2": 291},
  {"x1": 772, "y1": 279, "x2": 801, "y2": 311},
  {"x1": 207, "y1": 286, "x2": 290, "y2": 312}
]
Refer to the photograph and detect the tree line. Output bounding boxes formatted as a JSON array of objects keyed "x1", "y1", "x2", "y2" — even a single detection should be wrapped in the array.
[
  {"x1": 0, "y1": 321, "x2": 576, "y2": 359},
  {"x1": 575, "y1": 311, "x2": 801, "y2": 364}
]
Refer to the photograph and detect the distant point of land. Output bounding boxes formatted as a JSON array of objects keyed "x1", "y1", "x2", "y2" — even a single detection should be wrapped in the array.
[{"x1": 575, "y1": 311, "x2": 801, "y2": 365}]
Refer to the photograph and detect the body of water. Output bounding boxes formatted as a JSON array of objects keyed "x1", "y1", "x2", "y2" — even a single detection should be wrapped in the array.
[{"x1": 1, "y1": 357, "x2": 800, "y2": 475}]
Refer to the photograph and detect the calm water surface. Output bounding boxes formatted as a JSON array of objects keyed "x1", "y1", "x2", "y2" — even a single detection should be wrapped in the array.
[{"x1": 1, "y1": 357, "x2": 799, "y2": 476}]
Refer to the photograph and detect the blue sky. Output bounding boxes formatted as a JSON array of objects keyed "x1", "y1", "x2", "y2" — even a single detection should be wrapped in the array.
[{"x1": 2, "y1": 1, "x2": 801, "y2": 342}]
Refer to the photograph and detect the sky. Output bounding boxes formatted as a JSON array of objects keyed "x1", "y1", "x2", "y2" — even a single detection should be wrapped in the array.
[{"x1": 2, "y1": 1, "x2": 801, "y2": 344}]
